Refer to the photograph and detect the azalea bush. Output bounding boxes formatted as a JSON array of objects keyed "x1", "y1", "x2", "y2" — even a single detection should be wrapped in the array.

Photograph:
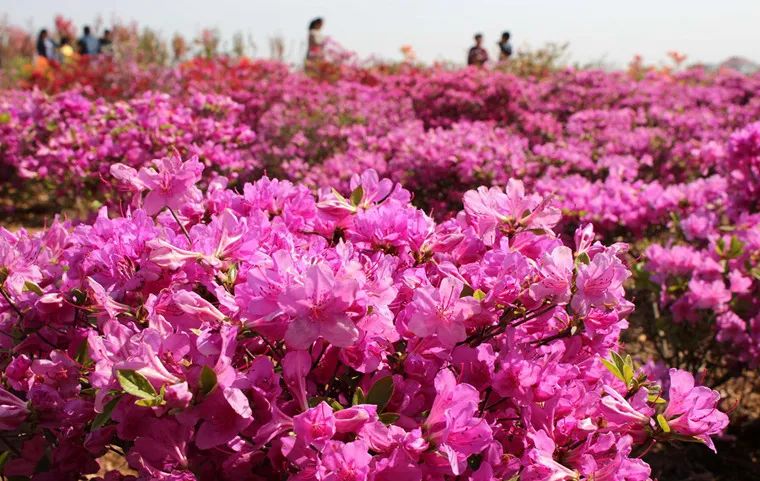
[
  {"x1": 0, "y1": 158, "x2": 729, "y2": 480},
  {"x1": 1, "y1": 59, "x2": 760, "y2": 391}
]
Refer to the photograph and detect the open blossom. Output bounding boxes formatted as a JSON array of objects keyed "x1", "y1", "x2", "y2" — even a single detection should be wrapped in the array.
[
  {"x1": 321, "y1": 440, "x2": 372, "y2": 481},
  {"x1": 293, "y1": 401, "x2": 337, "y2": 449},
  {"x1": 687, "y1": 278, "x2": 731, "y2": 311},
  {"x1": 279, "y1": 263, "x2": 360, "y2": 349},
  {"x1": 406, "y1": 277, "x2": 480, "y2": 347},
  {"x1": 463, "y1": 179, "x2": 561, "y2": 245},
  {"x1": 571, "y1": 252, "x2": 629, "y2": 314},
  {"x1": 111, "y1": 154, "x2": 204, "y2": 215},
  {"x1": 531, "y1": 245, "x2": 574, "y2": 303},
  {"x1": 663, "y1": 369, "x2": 729, "y2": 451},
  {"x1": 425, "y1": 370, "x2": 492, "y2": 475},
  {"x1": 0, "y1": 387, "x2": 28, "y2": 430}
]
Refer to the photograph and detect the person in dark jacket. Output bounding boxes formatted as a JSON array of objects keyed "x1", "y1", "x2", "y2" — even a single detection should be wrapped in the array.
[
  {"x1": 467, "y1": 33, "x2": 488, "y2": 67},
  {"x1": 99, "y1": 29, "x2": 113, "y2": 54},
  {"x1": 36, "y1": 29, "x2": 57, "y2": 59}
]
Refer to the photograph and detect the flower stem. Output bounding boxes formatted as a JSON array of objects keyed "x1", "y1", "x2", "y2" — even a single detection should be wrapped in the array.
[{"x1": 168, "y1": 207, "x2": 192, "y2": 243}]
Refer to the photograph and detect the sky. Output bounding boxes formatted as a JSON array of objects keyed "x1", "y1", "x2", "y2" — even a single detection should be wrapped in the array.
[{"x1": 4, "y1": 0, "x2": 760, "y2": 68}]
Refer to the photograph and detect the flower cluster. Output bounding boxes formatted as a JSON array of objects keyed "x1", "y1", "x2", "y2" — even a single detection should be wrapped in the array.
[
  {"x1": 0, "y1": 159, "x2": 728, "y2": 480},
  {"x1": 0, "y1": 89, "x2": 257, "y2": 213}
]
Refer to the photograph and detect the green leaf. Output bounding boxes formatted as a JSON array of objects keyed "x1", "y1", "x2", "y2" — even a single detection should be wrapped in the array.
[
  {"x1": 467, "y1": 453, "x2": 483, "y2": 470},
  {"x1": 750, "y1": 267, "x2": 760, "y2": 281},
  {"x1": 366, "y1": 376, "x2": 394, "y2": 412},
  {"x1": 460, "y1": 284, "x2": 475, "y2": 298},
  {"x1": 23, "y1": 281, "x2": 44, "y2": 296},
  {"x1": 472, "y1": 289, "x2": 487, "y2": 301},
  {"x1": 622, "y1": 355, "x2": 635, "y2": 386},
  {"x1": 0, "y1": 112, "x2": 11, "y2": 124},
  {"x1": 226, "y1": 263, "x2": 238, "y2": 286},
  {"x1": 576, "y1": 252, "x2": 591, "y2": 265},
  {"x1": 379, "y1": 412, "x2": 400, "y2": 425},
  {"x1": 116, "y1": 369, "x2": 157, "y2": 399},
  {"x1": 135, "y1": 396, "x2": 164, "y2": 407},
  {"x1": 91, "y1": 396, "x2": 120, "y2": 430},
  {"x1": 75, "y1": 339, "x2": 90, "y2": 365},
  {"x1": 601, "y1": 358, "x2": 625, "y2": 383},
  {"x1": 0, "y1": 450, "x2": 11, "y2": 473},
  {"x1": 349, "y1": 186, "x2": 364, "y2": 207},
  {"x1": 727, "y1": 236, "x2": 744, "y2": 259},
  {"x1": 715, "y1": 238, "x2": 725, "y2": 257},
  {"x1": 352, "y1": 386, "x2": 365, "y2": 406},
  {"x1": 610, "y1": 351, "x2": 625, "y2": 373},
  {"x1": 647, "y1": 393, "x2": 667, "y2": 404},
  {"x1": 656, "y1": 414, "x2": 671, "y2": 433},
  {"x1": 308, "y1": 396, "x2": 343, "y2": 411},
  {"x1": 330, "y1": 187, "x2": 347, "y2": 203},
  {"x1": 199, "y1": 366, "x2": 218, "y2": 395}
]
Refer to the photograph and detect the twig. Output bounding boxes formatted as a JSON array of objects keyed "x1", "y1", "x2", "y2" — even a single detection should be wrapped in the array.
[
  {"x1": 0, "y1": 286, "x2": 23, "y2": 318},
  {"x1": 168, "y1": 207, "x2": 192, "y2": 243}
]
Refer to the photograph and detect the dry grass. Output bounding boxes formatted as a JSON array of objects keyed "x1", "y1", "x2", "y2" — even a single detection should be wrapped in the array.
[{"x1": 86, "y1": 451, "x2": 137, "y2": 479}]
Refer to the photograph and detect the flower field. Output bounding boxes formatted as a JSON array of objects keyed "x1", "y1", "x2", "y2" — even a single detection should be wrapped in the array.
[{"x1": 0, "y1": 55, "x2": 759, "y2": 480}]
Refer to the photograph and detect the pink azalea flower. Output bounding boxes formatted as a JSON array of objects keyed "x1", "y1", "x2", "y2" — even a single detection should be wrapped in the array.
[
  {"x1": 293, "y1": 401, "x2": 336, "y2": 449},
  {"x1": 407, "y1": 277, "x2": 480, "y2": 347},
  {"x1": 321, "y1": 440, "x2": 372, "y2": 481},
  {"x1": 0, "y1": 387, "x2": 28, "y2": 430},
  {"x1": 663, "y1": 369, "x2": 729, "y2": 451},
  {"x1": 113, "y1": 154, "x2": 204, "y2": 216},
  {"x1": 425, "y1": 370, "x2": 492, "y2": 475},
  {"x1": 571, "y1": 252, "x2": 629, "y2": 314},
  {"x1": 280, "y1": 263, "x2": 359, "y2": 349},
  {"x1": 531, "y1": 245, "x2": 574, "y2": 303}
]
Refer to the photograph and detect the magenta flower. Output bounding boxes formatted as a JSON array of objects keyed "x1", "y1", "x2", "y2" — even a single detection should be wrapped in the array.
[
  {"x1": 112, "y1": 154, "x2": 204, "y2": 216},
  {"x1": 463, "y1": 179, "x2": 560, "y2": 245},
  {"x1": 425, "y1": 370, "x2": 492, "y2": 475},
  {"x1": 663, "y1": 369, "x2": 729, "y2": 451},
  {"x1": 531, "y1": 245, "x2": 574, "y2": 303},
  {"x1": 407, "y1": 277, "x2": 480, "y2": 347},
  {"x1": 279, "y1": 263, "x2": 359, "y2": 349},
  {"x1": 321, "y1": 440, "x2": 372, "y2": 481},
  {"x1": 293, "y1": 401, "x2": 336, "y2": 449},
  {"x1": 571, "y1": 252, "x2": 629, "y2": 314},
  {"x1": 0, "y1": 387, "x2": 28, "y2": 430}
]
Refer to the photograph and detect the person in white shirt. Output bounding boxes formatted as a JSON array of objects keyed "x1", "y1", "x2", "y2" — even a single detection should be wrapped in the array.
[
  {"x1": 306, "y1": 17, "x2": 325, "y2": 63},
  {"x1": 498, "y1": 31, "x2": 513, "y2": 61}
]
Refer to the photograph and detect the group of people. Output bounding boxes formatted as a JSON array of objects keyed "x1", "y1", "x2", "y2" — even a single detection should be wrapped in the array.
[
  {"x1": 468, "y1": 31, "x2": 513, "y2": 67},
  {"x1": 305, "y1": 18, "x2": 513, "y2": 69},
  {"x1": 36, "y1": 26, "x2": 113, "y2": 64}
]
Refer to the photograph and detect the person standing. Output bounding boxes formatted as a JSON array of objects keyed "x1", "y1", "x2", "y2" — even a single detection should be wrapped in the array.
[
  {"x1": 59, "y1": 37, "x2": 75, "y2": 60},
  {"x1": 99, "y1": 29, "x2": 113, "y2": 55},
  {"x1": 498, "y1": 31, "x2": 513, "y2": 61},
  {"x1": 467, "y1": 33, "x2": 488, "y2": 67},
  {"x1": 77, "y1": 26, "x2": 100, "y2": 55},
  {"x1": 306, "y1": 17, "x2": 325, "y2": 63},
  {"x1": 36, "y1": 29, "x2": 58, "y2": 60}
]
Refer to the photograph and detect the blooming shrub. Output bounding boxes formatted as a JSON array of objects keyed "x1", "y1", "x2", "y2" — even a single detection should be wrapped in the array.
[
  {"x1": 0, "y1": 158, "x2": 729, "y2": 480},
  {"x1": 1, "y1": 59, "x2": 759, "y2": 390}
]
